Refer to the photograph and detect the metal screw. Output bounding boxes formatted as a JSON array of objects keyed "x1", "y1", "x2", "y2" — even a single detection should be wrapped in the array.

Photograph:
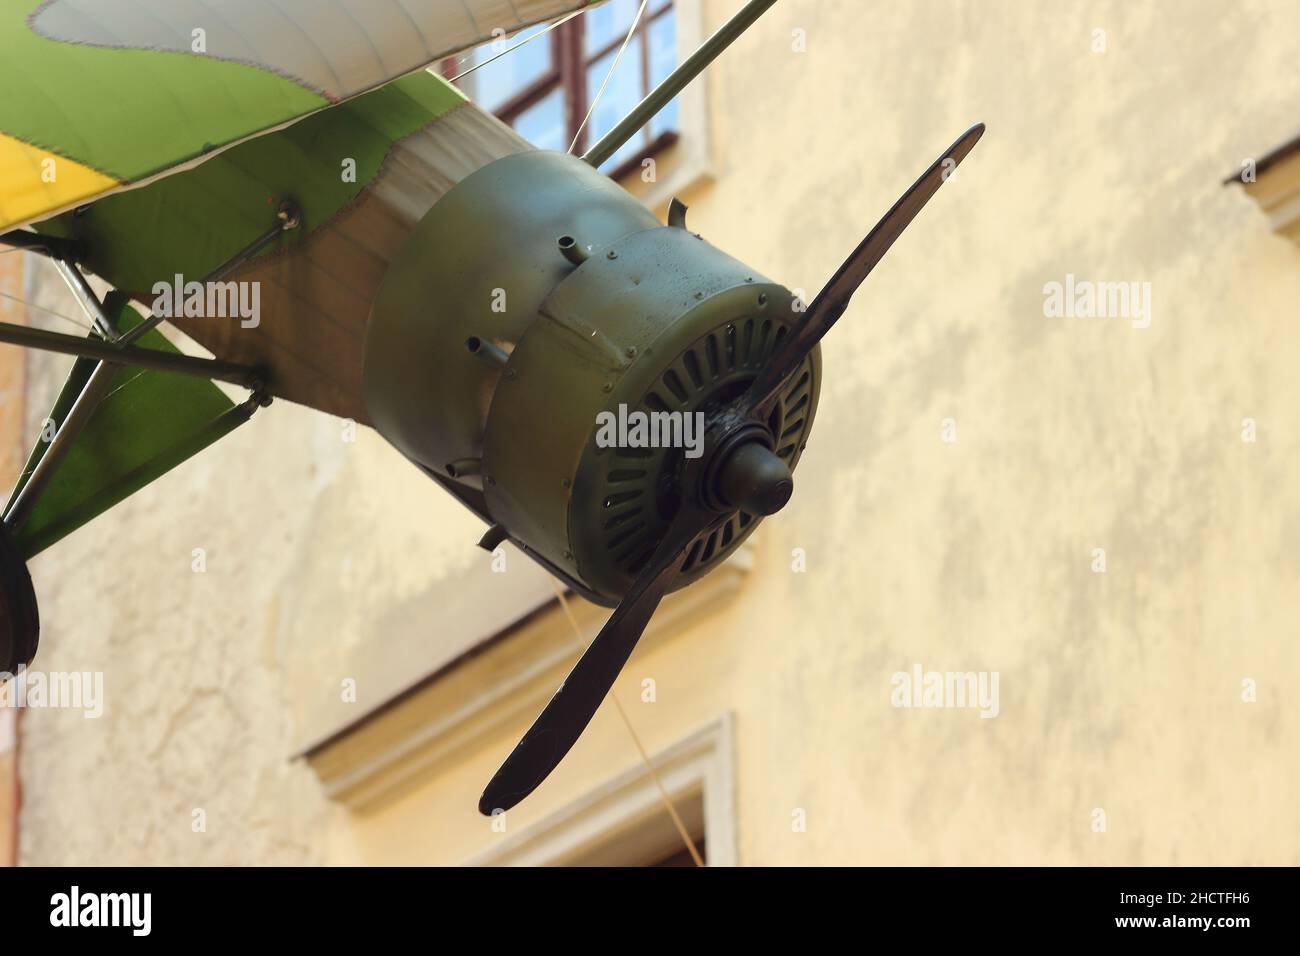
[
  {"x1": 607, "y1": 249, "x2": 618, "y2": 260},
  {"x1": 602, "y1": 382, "x2": 613, "y2": 393}
]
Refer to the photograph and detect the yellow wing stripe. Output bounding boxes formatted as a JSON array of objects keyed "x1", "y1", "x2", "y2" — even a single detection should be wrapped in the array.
[{"x1": 0, "y1": 133, "x2": 119, "y2": 231}]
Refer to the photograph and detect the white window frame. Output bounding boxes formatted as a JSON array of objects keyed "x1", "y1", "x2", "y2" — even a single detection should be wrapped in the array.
[{"x1": 468, "y1": 714, "x2": 737, "y2": 866}]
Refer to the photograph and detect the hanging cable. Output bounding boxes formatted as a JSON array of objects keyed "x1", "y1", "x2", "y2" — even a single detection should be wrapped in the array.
[
  {"x1": 549, "y1": 578, "x2": 705, "y2": 867},
  {"x1": 569, "y1": 0, "x2": 650, "y2": 155},
  {"x1": 447, "y1": 8, "x2": 588, "y2": 82},
  {"x1": 0, "y1": 291, "x2": 94, "y2": 334}
]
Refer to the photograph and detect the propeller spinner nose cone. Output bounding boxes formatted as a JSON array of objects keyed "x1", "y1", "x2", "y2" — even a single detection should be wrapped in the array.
[{"x1": 717, "y1": 440, "x2": 793, "y2": 516}]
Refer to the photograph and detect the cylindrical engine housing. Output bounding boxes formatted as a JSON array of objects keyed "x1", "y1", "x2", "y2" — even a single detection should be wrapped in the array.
[
  {"x1": 364, "y1": 151, "x2": 659, "y2": 483},
  {"x1": 364, "y1": 150, "x2": 820, "y2": 603}
]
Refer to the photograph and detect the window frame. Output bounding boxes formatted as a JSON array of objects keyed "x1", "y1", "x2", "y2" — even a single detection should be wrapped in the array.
[
  {"x1": 468, "y1": 715, "x2": 737, "y2": 867},
  {"x1": 444, "y1": 1, "x2": 680, "y2": 179}
]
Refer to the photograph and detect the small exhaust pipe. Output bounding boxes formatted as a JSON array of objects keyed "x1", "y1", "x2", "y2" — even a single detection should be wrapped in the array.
[
  {"x1": 466, "y1": 335, "x2": 509, "y2": 367},
  {"x1": 557, "y1": 234, "x2": 589, "y2": 266},
  {"x1": 446, "y1": 457, "x2": 482, "y2": 479}
]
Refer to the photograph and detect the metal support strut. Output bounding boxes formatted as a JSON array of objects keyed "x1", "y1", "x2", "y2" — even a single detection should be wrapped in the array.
[
  {"x1": 0, "y1": 321, "x2": 264, "y2": 389},
  {"x1": 582, "y1": 0, "x2": 778, "y2": 169},
  {"x1": 0, "y1": 203, "x2": 299, "y2": 532}
]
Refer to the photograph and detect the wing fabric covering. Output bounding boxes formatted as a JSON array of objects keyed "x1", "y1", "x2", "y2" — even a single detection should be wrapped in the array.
[
  {"x1": 34, "y1": 74, "x2": 468, "y2": 295},
  {"x1": 4, "y1": 296, "x2": 248, "y2": 558},
  {"x1": 32, "y1": 73, "x2": 529, "y2": 421},
  {"x1": 0, "y1": 0, "x2": 593, "y2": 230}
]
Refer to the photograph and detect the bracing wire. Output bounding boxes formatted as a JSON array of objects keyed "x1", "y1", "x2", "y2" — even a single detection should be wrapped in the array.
[
  {"x1": 446, "y1": 8, "x2": 587, "y2": 83},
  {"x1": 569, "y1": 0, "x2": 650, "y2": 155},
  {"x1": 549, "y1": 578, "x2": 705, "y2": 867},
  {"x1": 0, "y1": 290, "x2": 94, "y2": 334}
]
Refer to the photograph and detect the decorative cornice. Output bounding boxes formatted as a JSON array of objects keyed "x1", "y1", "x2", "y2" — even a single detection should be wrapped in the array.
[
  {"x1": 301, "y1": 544, "x2": 752, "y2": 811},
  {"x1": 1230, "y1": 139, "x2": 1300, "y2": 244}
]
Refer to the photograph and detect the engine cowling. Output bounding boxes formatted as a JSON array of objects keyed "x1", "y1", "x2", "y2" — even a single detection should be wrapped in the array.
[{"x1": 363, "y1": 150, "x2": 819, "y2": 604}]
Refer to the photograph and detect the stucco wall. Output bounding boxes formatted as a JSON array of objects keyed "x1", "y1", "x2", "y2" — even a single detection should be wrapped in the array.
[{"x1": 14, "y1": 0, "x2": 1300, "y2": 865}]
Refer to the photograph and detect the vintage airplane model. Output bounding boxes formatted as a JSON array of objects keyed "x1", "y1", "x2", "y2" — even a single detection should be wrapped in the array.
[{"x1": 0, "y1": 0, "x2": 983, "y2": 813}]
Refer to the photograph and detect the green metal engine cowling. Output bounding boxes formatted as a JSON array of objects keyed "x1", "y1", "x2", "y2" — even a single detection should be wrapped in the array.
[
  {"x1": 363, "y1": 150, "x2": 659, "y2": 479},
  {"x1": 363, "y1": 149, "x2": 820, "y2": 604}
]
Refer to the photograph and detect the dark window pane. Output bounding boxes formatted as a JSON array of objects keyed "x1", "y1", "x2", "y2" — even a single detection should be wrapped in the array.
[
  {"x1": 586, "y1": 35, "x2": 646, "y2": 171},
  {"x1": 460, "y1": 28, "x2": 553, "y2": 112},
  {"x1": 585, "y1": 0, "x2": 639, "y2": 55},
  {"x1": 647, "y1": 12, "x2": 678, "y2": 138},
  {"x1": 514, "y1": 88, "x2": 567, "y2": 151}
]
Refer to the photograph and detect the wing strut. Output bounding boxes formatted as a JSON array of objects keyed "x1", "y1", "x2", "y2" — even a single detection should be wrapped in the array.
[
  {"x1": 581, "y1": 0, "x2": 779, "y2": 168},
  {"x1": 0, "y1": 203, "x2": 299, "y2": 535}
]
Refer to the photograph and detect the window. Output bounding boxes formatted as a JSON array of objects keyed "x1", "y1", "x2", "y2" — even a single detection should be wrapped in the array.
[
  {"x1": 446, "y1": 0, "x2": 681, "y2": 179},
  {"x1": 467, "y1": 717, "x2": 736, "y2": 867}
]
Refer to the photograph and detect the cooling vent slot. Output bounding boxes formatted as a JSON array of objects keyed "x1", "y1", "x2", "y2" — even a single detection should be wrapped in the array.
[{"x1": 594, "y1": 316, "x2": 817, "y2": 584}]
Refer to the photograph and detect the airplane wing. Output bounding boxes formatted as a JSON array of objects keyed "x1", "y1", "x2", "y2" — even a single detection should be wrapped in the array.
[
  {"x1": 4, "y1": 295, "x2": 247, "y2": 558},
  {"x1": 0, "y1": 0, "x2": 594, "y2": 231},
  {"x1": 4, "y1": 0, "x2": 581, "y2": 560},
  {"x1": 32, "y1": 71, "x2": 530, "y2": 421}
]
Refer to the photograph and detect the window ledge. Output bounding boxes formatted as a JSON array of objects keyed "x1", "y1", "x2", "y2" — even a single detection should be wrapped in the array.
[
  {"x1": 616, "y1": 129, "x2": 715, "y2": 214},
  {"x1": 606, "y1": 130, "x2": 680, "y2": 182},
  {"x1": 1227, "y1": 132, "x2": 1300, "y2": 243}
]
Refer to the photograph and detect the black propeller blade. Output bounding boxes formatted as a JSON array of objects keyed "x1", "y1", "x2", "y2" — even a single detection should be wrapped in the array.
[
  {"x1": 478, "y1": 122, "x2": 986, "y2": 815},
  {"x1": 479, "y1": 507, "x2": 718, "y2": 815},
  {"x1": 745, "y1": 122, "x2": 985, "y2": 414}
]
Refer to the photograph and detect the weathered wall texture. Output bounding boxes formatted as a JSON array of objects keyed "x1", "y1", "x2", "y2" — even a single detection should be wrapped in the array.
[
  {"x1": 13, "y1": 0, "x2": 1300, "y2": 865},
  {"x1": 1, "y1": 252, "x2": 26, "y2": 865}
]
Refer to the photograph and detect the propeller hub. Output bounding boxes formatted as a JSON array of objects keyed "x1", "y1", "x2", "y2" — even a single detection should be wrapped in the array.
[
  {"x1": 716, "y1": 440, "x2": 793, "y2": 516},
  {"x1": 701, "y1": 421, "x2": 793, "y2": 516}
]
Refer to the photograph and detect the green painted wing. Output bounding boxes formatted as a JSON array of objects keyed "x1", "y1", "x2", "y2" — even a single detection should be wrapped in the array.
[
  {"x1": 0, "y1": 0, "x2": 594, "y2": 230},
  {"x1": 5, "y1": 295, "x2": 250, "y2": 558},
  {"x1": 35, "y1": 72, "x2": 467, "y2": 295}
]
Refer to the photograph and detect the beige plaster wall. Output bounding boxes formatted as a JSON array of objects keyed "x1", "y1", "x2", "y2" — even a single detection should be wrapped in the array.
[{"x1": 13, "y1": 0, "x2": 1300, "y2": 865}]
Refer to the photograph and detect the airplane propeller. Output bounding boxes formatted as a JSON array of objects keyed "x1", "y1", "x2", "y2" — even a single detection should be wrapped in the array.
[{"x1": 479, "y1": 123, "x2": 987, "y2": 814}]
